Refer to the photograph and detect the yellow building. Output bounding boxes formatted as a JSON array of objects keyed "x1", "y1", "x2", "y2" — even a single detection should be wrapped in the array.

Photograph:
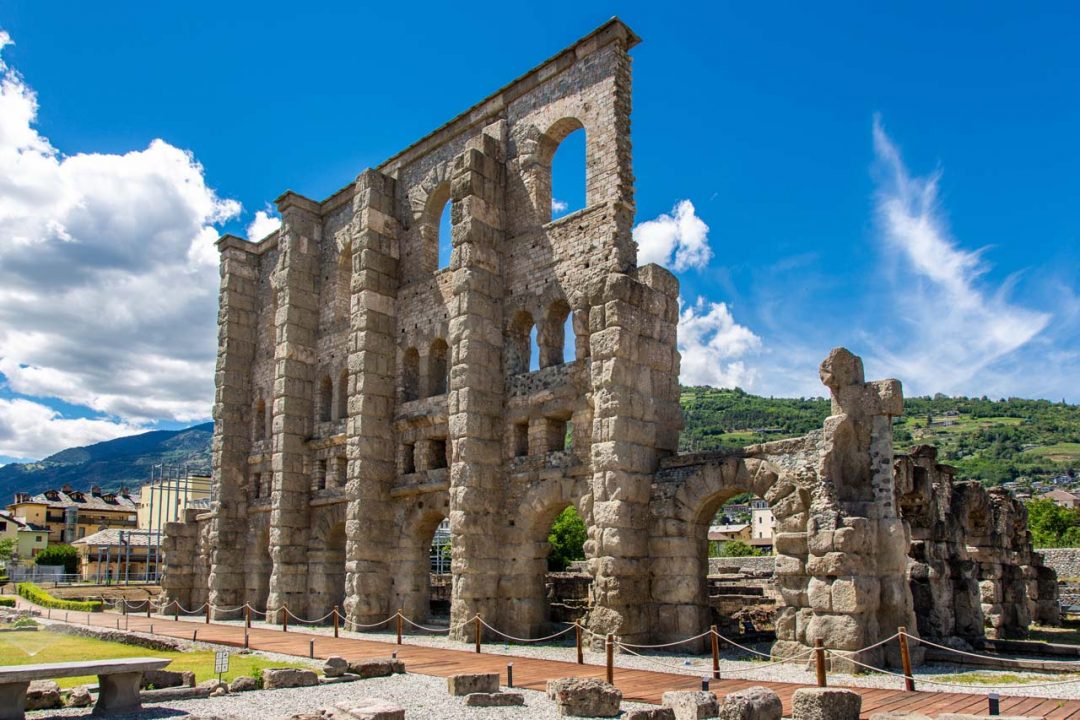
[
  {"x1": 7, "y1": 485, "x2": 140, "y2": 545},
  {"x1": 72, "y1": 528, "x2": 161, "y2": 583},
  {"x1": 0, "y1": 510, "x2": 49, "y2": 568},
  {"x1": 707, "y1": 523, "x2": 752, "y2": 543},
  {"x1": 137, "y1": 474, "x2": 212, "y2": 533}
]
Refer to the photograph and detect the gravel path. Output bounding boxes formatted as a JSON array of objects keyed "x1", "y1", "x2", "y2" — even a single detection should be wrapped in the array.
[{"x1": 27, "y1": 672, "x2": 655, "y2": 720}]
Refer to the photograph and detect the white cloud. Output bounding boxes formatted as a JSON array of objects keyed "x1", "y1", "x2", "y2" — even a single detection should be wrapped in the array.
[
  {"x1": 246, "y1": 209, "x2": 281, "y2": 241},
  {"x1": 868, "y1": 117, "x2": 1051, "y2": 395},
  {"x1": 0, "y1": 33, "x2": 241, "y2": 427},
  {"x1": 551, "y1": 198, "x2": 568, "y2": 215},
  {"x1": 0, "y1": 398, "x2": 139, "y2": 460},
  {"x1": 678, "y1": 297, "x2": 762, "y2": 389},
  {"x1": 634, "y1": 200, "x2": 713, "y2": 271}
]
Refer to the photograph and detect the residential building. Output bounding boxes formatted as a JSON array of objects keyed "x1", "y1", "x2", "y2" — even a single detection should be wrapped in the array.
[
  {"x1": 750, "y1": 498, "x2": 776, "y2": 553},
  {"x1": 72, "y1": 528, "x2": 161, "y2": 583},
  {"x1": 8, "y1": 485, "x2": 140, "y2": 544},
  {"x1": 137, "y1": 474, "x2": 212, "y2": 533},
  {"x1": 0, "y1": 510, "x2": 48, "y2": 568},
  {"x1": 1039, "y1": 489, "x2": 1080, "y2": 509},
  {"x1": 708, "y1": 523, "x2": 751, "y2": 543}
]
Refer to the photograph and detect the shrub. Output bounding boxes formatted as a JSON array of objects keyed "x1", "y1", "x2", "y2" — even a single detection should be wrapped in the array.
[
  {"x1": 714, "y1": 540, "x2": 763, "y2": 557},
  {"x1": 0, "y1": 596, "x2": 14, "y2": 608},
  {"x1": 11, "y1": 616, "x2": 37, "y2": 628},
  {"x1": 15, "y1": 582, "x2": 102, "y2": 612},
  {"x1": 34, "y1": 544, "x2": 79, "y2": 574}
]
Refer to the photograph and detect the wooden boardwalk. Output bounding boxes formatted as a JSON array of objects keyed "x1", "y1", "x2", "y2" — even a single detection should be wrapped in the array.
[{"x1": 18, "y1": 602, "x2": 1080, "y2": 719}]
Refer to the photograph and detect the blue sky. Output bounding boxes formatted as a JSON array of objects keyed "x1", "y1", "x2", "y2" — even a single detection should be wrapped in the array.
[{"x1": 0, "y1": 2, "x2": 1077, "y2": 463}]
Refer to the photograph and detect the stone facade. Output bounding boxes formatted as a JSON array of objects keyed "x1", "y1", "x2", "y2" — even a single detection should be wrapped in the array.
[{"x1": 161, "y1": 19, "x2": 1056, "y2": 666}]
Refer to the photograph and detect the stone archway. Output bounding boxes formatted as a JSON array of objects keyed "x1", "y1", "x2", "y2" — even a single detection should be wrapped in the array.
[
  {"x1": 245, "y1": 522, "x2": 272, "y2": 613},
  {"x1": 649, "y1": 455, "x2": 789, "y2": 648},
  {"x1": 393, "y1": 504, "x2": 449, "y2": 625},
  {"x1": 307, "y1": 503, "x2": 347, "y2": 621}
]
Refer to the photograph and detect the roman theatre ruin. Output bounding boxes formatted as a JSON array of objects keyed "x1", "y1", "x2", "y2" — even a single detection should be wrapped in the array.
[{"x1": 161, "y1": 19, "x2": 1059, "y2": 669}]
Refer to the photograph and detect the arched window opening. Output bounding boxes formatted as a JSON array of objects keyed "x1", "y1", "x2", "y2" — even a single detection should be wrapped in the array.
[
  {"x1": 336, "y1": 369, "x2": 348, "y2": 421},
  {"x1": 402, "y1": 442, "x2": 416, "y2": 475},
  {"x1": 336, "y1": 246, "x2": 352, "y2": 324},
  {"x1": 542, "y1": 416, "x2": 569, "y2": 453},
  {"x1": 428, "y1": 339, "x2": 449, "y2": 396},
  {"x1": 431, "y1": 438, "x2": 448, "y2": 470},
  {"x1": 529, "y1": 326, "x2": 539, "y2": 371},
  {"x1": 334, "y1": 455, "x2": 347, "y2": 488},
  {"x1": 540, "y1": 300, "x2": 571, "y2": 368},
  {"x1": 704, "y1": 492, "x2": 775, "y2": 636},
  {"x1": 428, "y1": 517, "x2": 452, "y2": 622},
  {"x1": 319, "y1": 376, "x2": 333, "y2": 423},
  {"x1": 508, "y1": 311, "x2": 535, "y2": 375},
  {"x1": 549, "y1": 126, "x2": 586, "y2": 220},
  {"x1": 403, "y1": 348, "x2": 420, "y2": 402},
  {"x1": 547, "y1": 505, "x2": 587, "y2": 572},
  {"x1": 437, "y1": 198, "x2": 453, "y2": 270},
  {"x1": 314, "y1": 459, "x2": 328, "y2": 491},
  {"x1": 513, "y1": 422, "x2": 529, "y2": 458},
  {"x1": 252, "y1": 472, "x2": 262, "y2": 499},
  {"x1": 254, "y1": 399, "x2": 267, "y2": 441}
]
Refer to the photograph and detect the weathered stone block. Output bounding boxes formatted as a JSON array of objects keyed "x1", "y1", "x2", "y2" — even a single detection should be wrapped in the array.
[
  {"x1": 262, "y1": 668, "x2": 319, "y2": 689},
  {"x1": 717, "y1": 686, "x2": 782, "y2": 720},
  {"x1": 67, "y1": 685, "x2": 93, "y2": 708},
  {"x1": 348, "y1": 658, "x2": 404, "y2": 678},
  {"x1": 26, "y1": 680, "x2": 62, "y2": 711},
  {"x1": 324, "y1": 656, "x2": 349, "y2": 678},
  {"x1": 448, "y1": 672, "x2": 500, "y2": 695},
  {"x1": 143, "y1": 669, "x2": 196, "y2": 689},
  {"x1": 331, "y1": 698, "x2": 406, "y2": 720},
  {"x1": 661, "y1": 690, "x2": 718, "y2": 720},
  {"x1": 228, "y1": 676, "x2": 258, "y2": 692},
  {"x1": 625, "y1": 709, "x2": 677, "y2": 720},
  {"x1": 464, "y1": 692, "x2": 525, "y2": 706},
  {"x1": 792, "y1": 688, "x2": 861, "y2": 720},
  {"x1": 548, "y1": 677, "x2": 622, "y2": 717}
]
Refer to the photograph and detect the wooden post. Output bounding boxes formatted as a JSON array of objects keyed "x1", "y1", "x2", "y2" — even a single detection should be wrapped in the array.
[
  {"x1": 711, "y1": 625, "x2": 720, "y2": 679},
  {"x1": 282, "y1": 605, "x2": 288, "y2": 632},
  {"x1": 474, "y1": 615, "x2": 481, "y2": 653},
  {"x1": 815, "y1": 639, "x2": 826, "y2": 687},
  {"x1": 396, "y1": 611, "x2": 403, "y2": 645},
  {"x1": 575, "y1": 621, "x2": 583, "y2": 665},
  {"x1": 898, "y1": 626, "x2": 915, "y2": 691},
  {"x1": 333, "y1": 606, "x2": 339, "y2": 638},
  {"x1": 147, "y1": 600, "x2": 152, "y2": 619},
  {"x1": 606, "y1": 633, "x2": 614, "y2": 684},
  {"x1": 121, "y1": 599, "x2": 127, "y2": 615},
  {"x1": 205, "y1": 603, "x2": 211, "y2": 624},
  {"x1": 173, "y1": 601, "x2": 178, "y2": 622},
  {"x1": 245, "y1": 604, "x2": 251, "y2": 629}
]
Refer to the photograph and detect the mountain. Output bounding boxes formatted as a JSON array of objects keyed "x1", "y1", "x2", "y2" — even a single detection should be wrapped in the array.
[
  {"x1": 0, "y1": 423, "x2": 213, "y2": 501},
  {"x1": 680, "y1": 387, "x2": 1080, "y2": 486}
]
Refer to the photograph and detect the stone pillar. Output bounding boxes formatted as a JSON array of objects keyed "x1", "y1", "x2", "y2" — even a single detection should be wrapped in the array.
[
  {"x1": 206, "y1": 235, "x2": 258, "y2": 618},
  {"x1": 447, "y1": 129, "x2": 507, "y2": 639},
  {"x1": 585, "y1": 264, "x2": 681, "y2": 644},
  {"x1": 267, "y1": 192, "x2": 321, "y2": 618},
  {"x1": 343, "y1": 169, "x2": 400, "y2": 625}
]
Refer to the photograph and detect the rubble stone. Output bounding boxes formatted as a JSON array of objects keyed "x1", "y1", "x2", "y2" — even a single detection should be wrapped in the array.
[
  {"x1": 792, "y1": 688, "x2": 861, "y2": 720},
  {"x1": 262, "y1": 668, "x2": 319, "y2": 690},
  {"x1": 661, "y1": 690, "x2": 718, "y2": 720},
  {"x1": 464, "y1": 692, "x2": 525, "y2": 706},
  {"x1": 547, "y1": 677, "x2": 622, "y2": 717},
  {"x1": 717, "y1": 686, "x2": 782, "y2": 720},
  {"x1": 448, "y1": 673, "x2": 499, "y2": 696},
  {"x1": 25, "y1": 680, "x2": 62, "y2": 711},
  {"x1": 66, "y1": 685, "x2": 93, "y2": 708},
  {"x1": 324, "y1": 656, "x2": 349, "y2": 678}
]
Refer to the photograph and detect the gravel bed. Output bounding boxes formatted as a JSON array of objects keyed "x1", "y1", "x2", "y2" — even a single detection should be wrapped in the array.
[{"x1": 27, "y1": 671, "x2": 655, "y2": 720}]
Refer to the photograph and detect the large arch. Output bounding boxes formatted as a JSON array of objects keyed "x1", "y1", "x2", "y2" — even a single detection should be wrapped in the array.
[
  {"x1": 649, "y1": 455, "x2": 786, "y2": 647},
  {"x1": 244, "y1": 521, "x2": 272, "y2": 613},
  {"x1": 307, "y1": 503, "x2": 347, "y2": 621},
  {"x1": 500, "y1": 474, "x2": 590, "y2": 638},
  {"x1": 393, "y1": 501, "x2": 450, "y2": 625}
]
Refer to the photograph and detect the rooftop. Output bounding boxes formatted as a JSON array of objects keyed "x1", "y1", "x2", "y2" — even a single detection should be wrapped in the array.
[{"x1": 11, "y1": 486, "x2": 140, "y2": 512}]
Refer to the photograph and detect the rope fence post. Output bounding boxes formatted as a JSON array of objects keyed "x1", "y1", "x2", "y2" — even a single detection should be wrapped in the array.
[
  {"x1": 397, "y1": 611, "x2": 403, "y2": 645},
  {"x1": 474, "y1": 615, "x2": 481, "y2": 654},
  {"x1": 282, "y1": 605, "x2": 288, "y2": 632},
  {"x1": 333, "y1": 606, "x2": 339, "y2": 638},
  {"x1": 173, "y1": 601, "x2": 178, "y2": 622},
  {"x1": 147, "y1": 599, "x2": 152, "y2": 619},
  {"x1": 245, "y1": 604, "x2": 251, "y2": 630},
  {"x1": 815, "y1": 639, "x2": 826, "y2": 687},
  {"x1": 898, "y1": 627, "x2": 915, "y2": 692},
  {"x1": 205, "y1": 603, "x2": 211, "y2": 624},
  {"x1": 575, "y1": 621, "x2": 583, "y2": 665},
  {"x1": 710, "y1": 625, "x2": 720, "y2": 679},
  {"x1": 606, "y1": 634, "x2": 614, "y2": 684}
]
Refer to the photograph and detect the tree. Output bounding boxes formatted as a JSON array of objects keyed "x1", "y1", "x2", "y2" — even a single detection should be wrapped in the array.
[
  {"x1": 547, "y1": 506, "x2": 587, "y2": 571},
  {"x1": 715, "y1": 540, "x2": 762, "y2": 557},
  {"x1": 0, "y1": 537, "x2": 14, "y2": 566},
  {"x1": 1026, "y1": 499, "x2": 1080, "y2": 548},
  {"x1": 35, "y1": 544, "x2": 79, "y2": 574}
]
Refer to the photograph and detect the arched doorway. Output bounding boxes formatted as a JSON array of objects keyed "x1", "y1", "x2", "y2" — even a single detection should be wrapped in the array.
[
  {"x1": 308, "y1": 506, "x2": 347, "y2": 621},
  {"x1": 246, "y1": 525, "x2": 272, "y2": 613},
  {"x1": 394, "y1": 506, "x2": 449, "y2": 626}
]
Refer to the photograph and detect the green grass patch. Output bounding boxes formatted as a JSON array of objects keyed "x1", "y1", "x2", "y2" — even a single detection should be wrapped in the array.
[
  {"x1": 0, "y1": 629, "x2": 315, "y2": 688},
  {"x1": 1025, "y1": 442, "x2": 1080, "y2": 461},
  {"x1": 933, "y1": 671, "x2": 1079, "y2": 685},
  {"x1": 16, "y1": 582, "x2": 101, "y2": 612}
]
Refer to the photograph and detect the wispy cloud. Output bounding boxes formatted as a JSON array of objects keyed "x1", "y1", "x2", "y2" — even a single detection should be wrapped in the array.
[
  {"x1": 246, "y1": 208, "x2": 280, "y2": 241},
  {"x1": 551, "y1": 198, "x2": 568, "y2": 215},
  {"x1": 867, "y1": 116, "x2": 1051, "y2": 394},
  {"x1": 634, "y1": 200, "x2": 713, "y2": 271}
]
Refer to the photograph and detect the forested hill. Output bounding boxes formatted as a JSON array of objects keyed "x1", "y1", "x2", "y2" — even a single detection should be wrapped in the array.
[
  {"x1": 679, "y1": 387, "x2": 1080, "y2": 486},
  {"x1": 0, "y1": 423, "x2": 212, "y2": 499}
]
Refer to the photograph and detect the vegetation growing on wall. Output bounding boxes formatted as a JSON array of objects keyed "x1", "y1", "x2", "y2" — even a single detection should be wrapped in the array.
[{"x1": 547, "y1": 506, "x2": 587, "y2": 571}]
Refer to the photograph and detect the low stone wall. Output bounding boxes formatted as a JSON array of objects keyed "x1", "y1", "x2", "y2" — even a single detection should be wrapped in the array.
[
  {"x1": 1040, "y1": 548, "x2": 1080, "y2": 580},
  {"x1": 708, "y1": 556, "x2": 776, "y2": 577},
  {"x1": 41, "y1": 621, "x2": 187, "y2": 651}
]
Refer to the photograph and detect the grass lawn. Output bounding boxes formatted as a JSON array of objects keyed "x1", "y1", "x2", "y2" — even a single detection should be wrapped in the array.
[
  {"x1": 903, "y1": 415, "x2": 1024, "y2": 437},
  {"x1": 1027, "y1": 622, "x2": 1080, "y2": 645},
  {"x1": 1024, "y1": 442, "x2": 1080, "y2": 462},
  {"x1": 932, "y1": 671, "x2": 1080, "y2": 685},
  {"x1": 0, "y1": 629, "x2": 316, "y2": 688}
]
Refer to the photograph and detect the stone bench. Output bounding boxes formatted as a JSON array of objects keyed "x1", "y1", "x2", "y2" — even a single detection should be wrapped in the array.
[{"x1": 0, "y1": 656, "x2": 172, "y2": 720}]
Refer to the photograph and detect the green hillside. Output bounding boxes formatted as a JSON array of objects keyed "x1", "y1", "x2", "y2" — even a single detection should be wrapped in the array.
[
  {"x1": 0, "y1": 423, "x2": 212, "y2": 500},
  {"x1": 680, "y1": 388, "x2": 1080, "y2": 485}
]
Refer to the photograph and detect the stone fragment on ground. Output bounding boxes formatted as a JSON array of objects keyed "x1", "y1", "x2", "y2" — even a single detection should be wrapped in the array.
[
  {"x1": 447, "y1": 672, "x2": 500, "y2": 696},
  {"x1": 143, "y1": 668, "x2": 196, "y2": 688},
  {"x1": 328, "y1": 698, "x2": 405, "y2": 720},
  {"x1": 26, "y1": 679, "x2": 63, "y2": 710},
  {"x1": 66, "y1": 685, "x2": 93, "y2": 708},
  {"x1": 199, "y1": 678, "x2": 229, "y2": 694},
  {"x1": 662, "y1": 690, "x2": 718, "y2": 720},
  {"x1": 546, "y1": 677, "x2": 622, "y2": 717},
  {"x1": 229, "y1": 675, "x2": 258, "y2": 692},
  {"x1": 792, "y1": 688, "x2": 861, "y2": 720},
  {"x1": 263, "y1": 668, "x2": 320, "y2": 690},
  {"x1": 869, "y1": 712, "x2": 931, "y2": 720},
  {"x1": 324, "y1": 656, "x2": 349, "y2": 677},
  {"x1": 349, "y1": 658, "x2": 405, "y2": 679},
  {"x1": 464, "y1": 691, "x2": 525, "y2": 706},
  {"x1": 717, "y1": 685, "x2": 782, "y2": 720},
  {"x1": 625, "y1": 709, "x2": 676, "y2": 720}
]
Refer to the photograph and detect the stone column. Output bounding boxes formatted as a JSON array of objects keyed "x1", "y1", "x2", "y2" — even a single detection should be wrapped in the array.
[
  {"x1": 343, "y1": 169, "x2": 400, "y2": 625},
  {"x1": 267, "y1": 192, "x2": 321, "y2": 618},
  {"x1": 447, "y1": 130, "x2": 507, "y2": 639},
  {"x1": 585, "y1": 264, "x2": 681, "y2": 644},
  {"x1": 205, "y1": 235, "x2": 258, "y2": 618}
]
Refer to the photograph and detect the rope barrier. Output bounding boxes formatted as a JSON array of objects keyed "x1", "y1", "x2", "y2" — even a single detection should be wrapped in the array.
[
  {"x1": 399, "y1": 615, "x2": 471, "y2": 633},
  {"x1": 829, "y1": 649, "x2": 1080, "y2": 690},
  {"x1": 712, "y1": 629, "x2": 810, "y2": 662},
  {"x1": 615, "y1": 629, "x2": 714, "y2": 649},
  {"x1": 901, "y1": 631, "x2": 1080, "y2": 666},
  {"x1": 285, "y1": 607, "x2": 337, "y2": 625},
  {"x1": 617, "y1": 641, "x2": 815, "y2": 675},
  {"x1": 825, "y1": 633, "x2": 902, "y2": 658},
  {"x1": 342, "y1": 615, "x2": 397, "y2": 630},
  {"x1": 477, "y1": 617, "x2": 576, "y2": 644}
]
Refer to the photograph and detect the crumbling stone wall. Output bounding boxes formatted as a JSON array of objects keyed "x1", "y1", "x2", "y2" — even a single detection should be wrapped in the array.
[
  {"x1": 897, "y1": 445, "x2": 1059, "y2": 644},
  {"x1": 161, "y1": 19, "x2": 1054, "y2": 667}
]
